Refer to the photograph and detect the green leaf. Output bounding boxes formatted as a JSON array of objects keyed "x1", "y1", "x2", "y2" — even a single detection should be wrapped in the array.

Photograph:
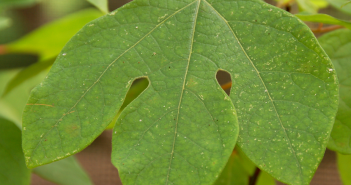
[
  {"x1": 256, "y1": 171, "x2": 276, "y2": 185},
  {"x1": 295, "y1": 13, "x2": 351, "y2": 30},
  {"x1": 4, "y1": 9, "x2": 103, "y2": 60},
  {"x1": 215, "y1": 148, "x2": 276, "y2": 185},
  {"x1": 296, "y1": 0, "x2": 318, "y2": 13},
  {"x1": 22, "y1": 0, "x2": 339, "y2": 184},
  {"x1": 337, "y1": 153, "x2": 351, "y2": 185},
  {"x1": 214, "y1": 152, "x2": 251, "y2": 185},
  {"x1": 309, "y1": 0, "x2": 329, "y2": 9},
  {"x1": 0, "y1": 117, "x2": 31, "y2": 185},
  {"x1": 0, "y1": 0, "x2": 38, "y2": 8},
  {"x1": 342, "y1": 1, "x2": 351, "y2": 8},
  {"x1": 326, "y1": 0, "x2": 351, "y2": 15},
  {"x1": 33, "y1": 156, "x2": 93, "y2": 185},
  {"x1": 319, "y1": 29, "x2": 351, "y2": 154},
  {"x1": 0, "y1": 68, "x2": 46, "y2": 126},
  {"x1": 87, "y1": 0, "x2": 109, "y2": 14},
  {"x1": 0, "y1": 16, "x2": 11, "y2": 31},
  {"x1": 1, "y1": 58, "x2": 55, "y2": 97}
]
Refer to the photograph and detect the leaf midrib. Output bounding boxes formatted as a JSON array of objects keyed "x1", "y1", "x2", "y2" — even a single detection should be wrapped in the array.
[
  {"x1": 166, "y1": 0, "x2": 201, "y2": 184},
  {"x1": 27, "y1": 0, "x2": 199, "y2": 166},
  {"x1": 202, "y1": 0, "x2": 303, "y2": 182}
]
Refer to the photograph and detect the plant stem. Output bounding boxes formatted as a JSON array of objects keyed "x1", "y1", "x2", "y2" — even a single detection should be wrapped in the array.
[
  {"x1": 311, "y1": 25, "x2": 344, "y2": 33},
  {"x1": 0, "y1": 45, "x2": 6, "y2": 55},
  {"x1": 249, "y1": 167, "x2": 261, "y2": 185}
]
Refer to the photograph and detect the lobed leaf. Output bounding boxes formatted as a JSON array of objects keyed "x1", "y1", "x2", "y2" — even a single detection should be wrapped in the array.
[
  {"x1": 22, "y1": 0, "x2": 339, "y2": 184},
  {"x1": 0, "y1": 117, "x2": 31, "y2": 185},
  {"x1": 319, "y1": 29, "x2": 351, "y2": 154}
]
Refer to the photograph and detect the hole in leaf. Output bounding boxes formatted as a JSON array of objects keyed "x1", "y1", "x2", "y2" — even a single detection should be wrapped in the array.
[
  {"x1": 106, "y1": 77, "x2": 149, "y2": 129},
  {"x1": 216, "y1": 70, "x2": 232, "y2": 96}
]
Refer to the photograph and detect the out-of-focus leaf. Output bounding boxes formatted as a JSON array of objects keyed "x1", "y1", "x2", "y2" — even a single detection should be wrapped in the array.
[
  {"x1": 4, "y1": 9, "x2": 103, "y2": 60},
  {"x1": 296, "y1": 0, "x2": 318, "y2": 13},
  {"x1": 106, "y1": 78, "x2": 149, "y2": 129},
  {"x1": 0, "y1": 0, "x2": 38, "y2": 8},
  {"x1": 296, "y1": 13, "x2": 351, "y2": 30},
  {"x1": 0, "y1": 68, "x2": 46, "y2": 126},
  {"x1": 0, "y1": 16, "x2": 11, "y2": 31},
  {"x1": 0, "y1": 54, "x2": 38, "y2": 69},
  {"x1": 236, "y1": 147, "x2": 256, "y2": 175},
  {"x1": 337, "y1": 153, "x2": 351, "y2": 185},
  {"x1": 310, "y1": 0, "x2": 328, "y2": 8},
  {"x1": 256, "y1": 171, "x2": 276, "y2": 185},
  {"x1": 2, "y1": 57, "x2": 55, "y2": 97},
  {"x1": 319, "y1": 29, "x2": 351, "y2": 154},
  {"x1": 214, "y1": 151, "x2": 251, "y2": 185},
  {"x1": 33, "y1": 156, "x2": 93, "y2": 185},
  {"x1": 327, "y1": 0, "x2": 351, "y2": 15},
  {"x1": 0, "y1": 117, "x2": 31, "y2": 185},
  {"x1": 215, "y1": 147, "x2": 276, "y2": 185},
  {"x1": 275, "y1": 0, "x2": 328, "y2": 11},
  {"x1": 342, "y1": 1, "x2": 351, "y2": 8},
  {"x1": 87, "y1": 0, "x2": 109, "y2": 14}
]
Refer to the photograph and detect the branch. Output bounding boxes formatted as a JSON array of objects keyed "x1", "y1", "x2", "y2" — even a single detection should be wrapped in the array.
[
  {"x1": 311, "y1": 25, "x2": 344, "y2": 33},
  {"x1": 0, "y1": 45, "x2": 6, "y2": 55},
  {"x1": 249, "y1": 167, "x2": 261, "y2": 185}
]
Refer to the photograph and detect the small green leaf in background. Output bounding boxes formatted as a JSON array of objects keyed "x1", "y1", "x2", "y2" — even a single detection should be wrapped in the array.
[
  {"x1": 337, "y1": 153, "x2": 351, "y2": 185},
  {"x1": 327, "y1": 0, "x2": 351, "y2": 15},
  {"x1": 33, "y1": 156, "x2": 93, "y2": 185},
  {"x1": 342, "y1": 1, "x2": 351, "y2": 8},
  {"x1": 1, "y1": 57, "x2": 55, "y2": 97},
  {"x1": 0, "y1": 0, "x2": 38, "y2": 8},
  {"x1": 319, "y1": 29, "x2": 351, "y2": 154},
  {"x1": 256, "y1": 171, "x2": 276, "y2": 185},
  {"x1": 296, "y1": 13, "x2": 351, "y2": 30},
  {"x1": 310, "y1": 0, "x2": 329, "y2": 8},
  {"x1": 0, "y1": 16, "x2": 11, "y2": 31},
  {"x1": 0, "y1": 117, "x2": 31, "y2": 185},
  {"x1": 215, "y1": 147, "x2": 275, "y2": 185},
  {"x1": 296, "y1": 0, "x2": 319, "y2": 13},
  {"x1": 214, "y1": 151, "x2": 252, "y2": 185},
  {"x1": 3, "y1": 8, "x2": 103, "y2": 60},
  {"x1": 22, "y1": 0, "x2": 339, "y2": 184},
  {"x1": 87, "y1": 0, "x2": 109, "y2": 14},
  {"x1": 0, "y1": 69, "x2": 46, "y2": 126}
]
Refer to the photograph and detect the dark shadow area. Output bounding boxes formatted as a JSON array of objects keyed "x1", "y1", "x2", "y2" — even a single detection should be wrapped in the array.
[{"x1": 216, "y1": 70, "x2": 232, "y2": 96}]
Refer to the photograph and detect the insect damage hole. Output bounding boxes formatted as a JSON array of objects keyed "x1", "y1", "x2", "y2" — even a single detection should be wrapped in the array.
[
  {"x1": 107, "y1": 77, "x2": 149, "y2": 129},
  {"x1": 216, "y1": 70, "x2": 232, "y2": 96}
]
